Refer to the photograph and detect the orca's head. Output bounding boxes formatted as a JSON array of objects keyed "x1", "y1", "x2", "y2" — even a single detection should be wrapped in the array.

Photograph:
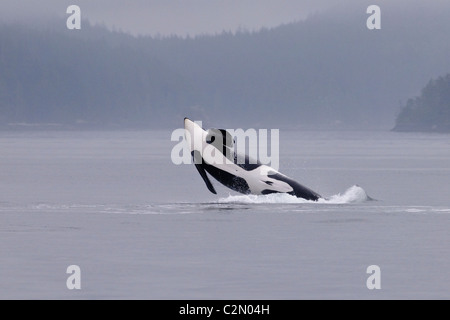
[
  {"x1": 184, "y1": 117, "x2": 207, "y2": 154},
  {"x1": 184, "y1": 117, "x2": 234, "y2": 162}
]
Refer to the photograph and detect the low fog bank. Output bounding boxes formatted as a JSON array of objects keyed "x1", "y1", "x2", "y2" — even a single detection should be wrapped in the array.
[{"x1": 1, "y1": 2, "x2": 450, "y2": 130}]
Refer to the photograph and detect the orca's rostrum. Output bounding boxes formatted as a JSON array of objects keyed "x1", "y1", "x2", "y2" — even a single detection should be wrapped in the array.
[{"x1": 184, "y1": 117, "x2": 321, "y2": 201}]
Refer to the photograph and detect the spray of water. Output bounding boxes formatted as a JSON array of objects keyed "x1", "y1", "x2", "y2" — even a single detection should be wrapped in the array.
[{"x1": 218, "y1": 185, "x2": 371, "y2": 204}]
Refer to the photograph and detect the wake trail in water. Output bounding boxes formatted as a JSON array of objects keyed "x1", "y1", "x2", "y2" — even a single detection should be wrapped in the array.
[
  {"x1": 0, "y1": 186, "x2": 376, "y2": 216},
  {"x1": 218, "y1": 185, "x2": 371, "y2": 204}
]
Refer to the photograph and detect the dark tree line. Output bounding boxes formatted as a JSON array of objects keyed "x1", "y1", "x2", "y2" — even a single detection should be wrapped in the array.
[
  {"x1": 394, "y1": 74, "x2": 450, "y2": 132},
  {"x1": 1, "y1": 3, "x2": 450, "y2": 130}
]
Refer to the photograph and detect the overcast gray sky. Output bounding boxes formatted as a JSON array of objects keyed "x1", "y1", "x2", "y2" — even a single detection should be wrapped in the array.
[
  {"x1": 2, "y1": 0, "x2": 449, "y2": 36},
  {"x1": 0, "y1": 0, "x2": 345, "y2": 36}
]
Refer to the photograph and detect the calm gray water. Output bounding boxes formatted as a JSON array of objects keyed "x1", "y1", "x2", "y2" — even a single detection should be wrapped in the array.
[{"x1": 0, "y1": 130, "x2": 449, "y2": 299}]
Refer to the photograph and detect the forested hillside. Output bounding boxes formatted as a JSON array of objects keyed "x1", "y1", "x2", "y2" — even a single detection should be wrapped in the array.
[
  {"x1": 393, "y1": 74, "x2": 450, "y2": 132},
  {"x1": 1, "y1": 4, "x2": 450, "y2": 129}
]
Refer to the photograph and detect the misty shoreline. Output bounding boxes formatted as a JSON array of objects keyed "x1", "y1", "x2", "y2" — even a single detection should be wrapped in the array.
[{"x1": 2, "y1": 3, "x2": 450, "y2": 133}]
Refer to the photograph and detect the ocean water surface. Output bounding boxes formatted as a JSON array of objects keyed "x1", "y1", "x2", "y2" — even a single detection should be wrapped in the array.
[{"x1": 0, "y1": 130, "x2": 449, "y2": 299}]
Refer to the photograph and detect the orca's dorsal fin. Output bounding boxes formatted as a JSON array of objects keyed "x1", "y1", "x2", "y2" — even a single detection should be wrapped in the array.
[{"x1": 194, "y1": 163, "x2": 217, "y2": 194}]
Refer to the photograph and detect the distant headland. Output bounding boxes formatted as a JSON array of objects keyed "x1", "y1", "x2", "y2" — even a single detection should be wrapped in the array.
[{"x1": 393, "y1": 74, "x2": 450, "y2": 133}]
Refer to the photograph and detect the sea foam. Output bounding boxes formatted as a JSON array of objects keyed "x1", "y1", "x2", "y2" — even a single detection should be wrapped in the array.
[{"x1": 218, "y1": 185, "x2": 371, "y2": 204}]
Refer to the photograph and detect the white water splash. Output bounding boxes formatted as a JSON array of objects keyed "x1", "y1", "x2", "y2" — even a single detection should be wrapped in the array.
[{"x1": 218, "y1": 185, "x2": 370, "y2": 204}]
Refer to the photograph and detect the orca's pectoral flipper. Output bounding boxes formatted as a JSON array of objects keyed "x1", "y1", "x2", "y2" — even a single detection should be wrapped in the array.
[
  {"x1": 192, "y1": 150, "x2": 217, "y2": 194},
  {"x1": 194, "y1": 163, "x2": 217, "y2": 194}
]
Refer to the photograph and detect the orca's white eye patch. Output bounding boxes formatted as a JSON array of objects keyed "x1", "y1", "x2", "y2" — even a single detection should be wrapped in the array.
[
  {"x1": 206, "y1": 129, "x2": 224, "y2": 146},
  {"x1": 206, "y1": 128, "x2": 234, "y2": 148},
  {"x1": 206, "y1": 134, "x2": 216, "y2": 144}
]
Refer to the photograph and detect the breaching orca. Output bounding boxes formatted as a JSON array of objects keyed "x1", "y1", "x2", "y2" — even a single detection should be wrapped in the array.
[{"x1": 184, "y1": 117, "x2": 321, "y2": 201}]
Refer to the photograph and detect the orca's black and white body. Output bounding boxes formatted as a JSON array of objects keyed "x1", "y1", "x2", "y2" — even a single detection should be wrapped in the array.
[{"x1": 184, "y1": 118, "x2": 321, "y2": 201}]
